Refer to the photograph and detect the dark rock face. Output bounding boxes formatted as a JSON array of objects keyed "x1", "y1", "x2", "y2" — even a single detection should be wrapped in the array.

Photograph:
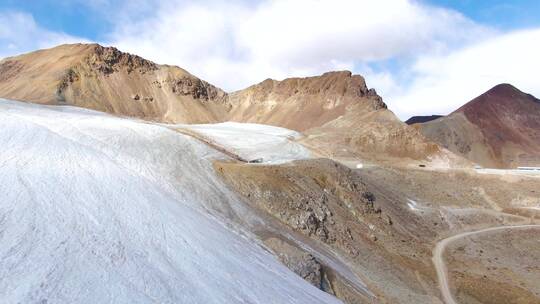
[
  {"x1": 405, "y1": 115, "x2": 443, "y2": 125},
  {"x1": 170, "y1": 77, "x2": 223, "y2": 101}
]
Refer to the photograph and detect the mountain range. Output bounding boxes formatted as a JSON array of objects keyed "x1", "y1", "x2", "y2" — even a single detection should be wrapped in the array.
[{"x1": 0, "y1": 43, "x2": 464, "y2": 167}]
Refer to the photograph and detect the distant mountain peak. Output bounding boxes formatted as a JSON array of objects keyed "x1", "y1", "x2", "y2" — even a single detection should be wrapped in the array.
[
  {"x1": 405, "y1": 115, "x2": 443, "y2": 125},
  {"x1": 417, "y1": 83, "x2": 540, "y2": 168}
]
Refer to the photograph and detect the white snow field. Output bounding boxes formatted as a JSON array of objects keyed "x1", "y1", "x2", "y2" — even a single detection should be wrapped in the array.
[
  {"x1": 177, "y1": 122, "x2": 312, "y2": 164},
  {"x1": 0, "y1": 99, "x2": 340, "y2": 304}
]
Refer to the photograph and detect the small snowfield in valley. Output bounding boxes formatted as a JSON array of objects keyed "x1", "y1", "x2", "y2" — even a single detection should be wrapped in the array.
[
  {"x1": 175, "y1": 122, "x2": 312, "y2": 164},
  {"x1": 0, "y1": 98, "x2": 338, "y2": 304}
]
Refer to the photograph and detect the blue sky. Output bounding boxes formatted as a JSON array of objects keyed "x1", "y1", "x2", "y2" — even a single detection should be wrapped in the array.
[
  {"x1": 1, "y1": 0, "x2": 539, "y2": 119},
  {"x1": 3, "y1": 1, "x2": 539, "y2": 42},
  {"x1": 427, "y1": 0, "x2": 540, "y2": 29},
  {"x1": 0, "y1": 0, "x2": 107, "y2": 39}
]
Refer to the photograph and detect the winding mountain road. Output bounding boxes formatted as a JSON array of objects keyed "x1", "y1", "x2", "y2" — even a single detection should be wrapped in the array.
[{"x1": 432, "y1": 224, "x2": 540, "y2": 304}]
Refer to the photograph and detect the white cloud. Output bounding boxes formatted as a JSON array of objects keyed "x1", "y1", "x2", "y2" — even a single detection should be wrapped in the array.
[
  {"x1": 4, "y1": 1, "x2": 538, "y2": 121},
  {"x1": 107, "y1": 0, "x2": 492, "y2": 91},
  {"x1": 384, "y1": 28, "x2": 540, "y2": 119},
  {"x1": 0, "y1": 11, "x2": 87, "y2": 58}
]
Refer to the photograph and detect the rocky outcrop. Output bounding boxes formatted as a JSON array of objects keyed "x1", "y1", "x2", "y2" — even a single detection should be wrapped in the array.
[
  {"x1": 169, "y1": 76, "x2": 224, "y2": 101},
  {"x1": 283, "y1": 194, "x2": 334, "y2": 242},
  {"x1": 86, "y1": 45, "x2": 158, "y2": 75}
]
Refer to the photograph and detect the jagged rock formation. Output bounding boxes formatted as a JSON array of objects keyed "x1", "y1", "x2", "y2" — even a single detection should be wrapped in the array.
[
  {"x1": 414, "y1": 84, "x2": 540, "y2": 168},
  {"x1": 0, "y1": 43, "x2": 465, "y2": 165}
]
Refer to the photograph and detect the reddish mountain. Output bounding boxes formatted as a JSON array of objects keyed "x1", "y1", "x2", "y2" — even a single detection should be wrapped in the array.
[{"x1": 416, "y1": 84, "x2": 540, "y2": 168}]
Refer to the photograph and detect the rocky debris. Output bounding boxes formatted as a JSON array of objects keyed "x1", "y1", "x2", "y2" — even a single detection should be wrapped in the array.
[
  {"x1": 85, "y1": 45, "x2": 158, "y2": 75},
  {"x1": 0, "y1": 60, "x2": 23, "y2": 82},
  {"x1": 130, "y1": 94, "x2": 154, "y2": 102},
  {"x1": 56, "y1": 68, "x2": 80, "y2": 100},
  {"x1": 284, "y1": 194, "x2": 334, "y2": 242},
  {"x1": 152, "y1": 80, "x2": 162, "y2": 88},
  {"x1": 362, "y1": 191, "x2": 381, "y2": 215}
]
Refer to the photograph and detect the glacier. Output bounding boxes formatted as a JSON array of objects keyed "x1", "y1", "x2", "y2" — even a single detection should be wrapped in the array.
[{"x1": 0, "y1": 99, "x2": 340, "y2": 303}]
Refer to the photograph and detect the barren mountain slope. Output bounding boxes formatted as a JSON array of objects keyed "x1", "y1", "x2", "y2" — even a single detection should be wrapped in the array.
[
  {"x1": 302, "y1": 108, "x2": 465, "y2": 166},
  {"x1": 0, "y1": 43, "x2": 228, "y2": 123},
  {"x1": 228, "y1": 71, "x2": 466, "y2": 166},
  {"x1": 415, "y1": 84, "x2": 540, "y2": 168},
  {"x1": 226, "y1": 71, "x2": 385, "y2": 131},
  {"x1": 443, "y1": 226, "x2": 540, "y2": 304}
]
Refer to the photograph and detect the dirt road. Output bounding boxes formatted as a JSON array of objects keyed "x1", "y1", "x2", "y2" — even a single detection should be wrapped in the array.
[{"x1": 432, "y1": 224, "x2": 540, "y2": 304}]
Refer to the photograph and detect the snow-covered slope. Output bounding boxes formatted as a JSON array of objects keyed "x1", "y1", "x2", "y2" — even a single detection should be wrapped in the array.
[
  {"x1": 177, "y1": 122, "x2": 312, "y2": 164},
  {"x1": 0, "y1": 99, "x2": 340, "y2": 303}
]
